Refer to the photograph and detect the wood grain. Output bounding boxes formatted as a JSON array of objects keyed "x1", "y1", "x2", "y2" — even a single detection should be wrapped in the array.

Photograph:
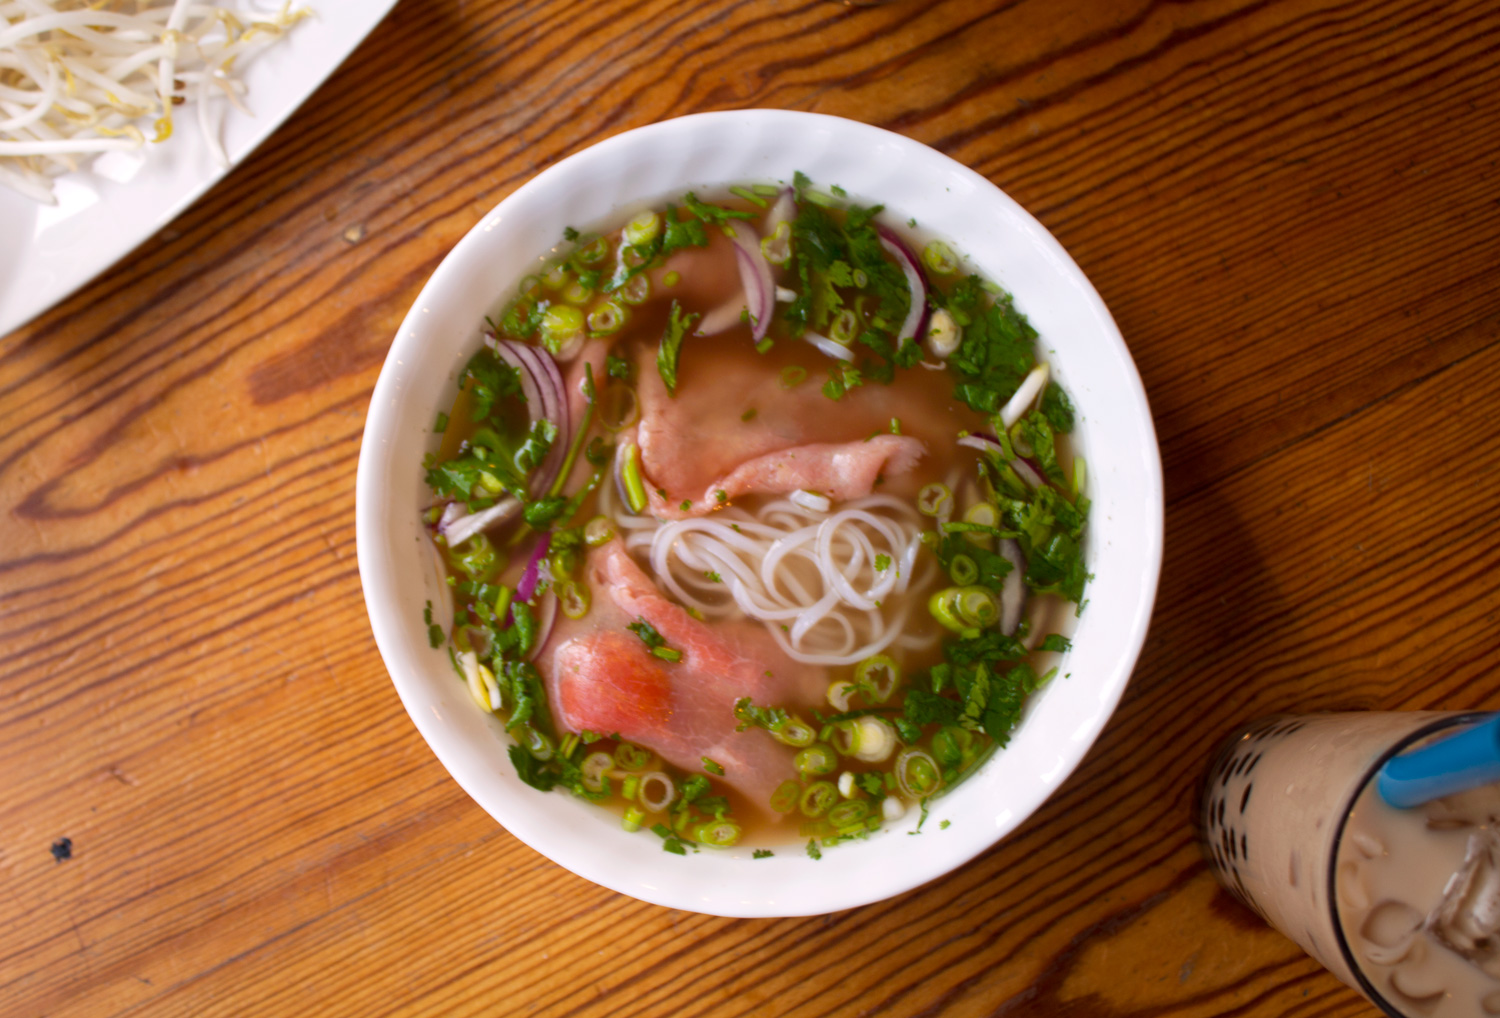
[{"x1": 3, "y1": 0, "x2": 1499, "y2": 1014}]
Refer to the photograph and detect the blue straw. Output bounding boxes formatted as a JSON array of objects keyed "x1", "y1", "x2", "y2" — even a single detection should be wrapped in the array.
[{"x1": 1377, "y1": 715, "x2": 1500, "y2": 808}]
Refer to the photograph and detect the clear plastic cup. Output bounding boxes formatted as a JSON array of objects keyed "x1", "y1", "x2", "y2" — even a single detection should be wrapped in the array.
[{"x1": 1202, "y1": 711, "x2": 1498, "y2": 1017}]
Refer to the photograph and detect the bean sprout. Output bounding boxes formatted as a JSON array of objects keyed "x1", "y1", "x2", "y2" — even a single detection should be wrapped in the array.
[{"x1": 0, "y1": 1, "x2": 310, "y2": 204}]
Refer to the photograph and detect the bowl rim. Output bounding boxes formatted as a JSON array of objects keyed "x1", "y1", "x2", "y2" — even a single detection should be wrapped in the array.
[{"x1": 356, "y1": 108, "x2": 1163, "y2": 916}]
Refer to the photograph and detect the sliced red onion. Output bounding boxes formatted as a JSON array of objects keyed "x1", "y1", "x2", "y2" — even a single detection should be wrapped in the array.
[
  {"x1": 803, "y1": 330, "x2": 854, "y2": 362},
  {"x1": 1000, "y1": 362, "x2": 1050, "y2": 428},
  {"x1": 493, "y1": 339, "x2": 570, "y2": 495},
  {"x1": 957, "y1": 433, "x2": 1049, "y2": 490},
  {"x1": 727, "y1": 227, "x2": 775, "y2": 343},
  {"x1": 998, "y1": 539, "x2": 1027, "y2": 636},
  {"x1": 516, "y1": 531, "x2": 552, "y2": 603},
  {"x1": 1012, "y1": 458, "x2": 1047, "y2": 490},
  {"x1": 957, "y1": 434, "x2": 1004, "y2": 458},
  {"x1": 441, "y1": 496, "x2": 521, "y2": 549},
  {"x1": 695, "y1": 293, "x2": 746, "y2": 336},
  {"x1": 764, "y1": 187, "x2": 796, "y2": 238},
  {"x1": 435, "y1": 501, "x2": 466, "y2": 533},
  {"x1": 876, "y1": 225, "x2": 929, "y2": 343},
  {"x1": 527, "y1": 592, "x2": 557, "y2": 660}
]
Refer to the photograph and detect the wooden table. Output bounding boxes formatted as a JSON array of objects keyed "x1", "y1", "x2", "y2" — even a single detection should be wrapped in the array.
[{"x1": 4, "y1": 0, "x2": 1497, "y2": 1014}]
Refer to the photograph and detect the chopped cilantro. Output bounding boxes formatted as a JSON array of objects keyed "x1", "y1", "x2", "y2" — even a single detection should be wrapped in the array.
[
  {"x1": 938, "y1": 274, "x2": 1038, "y2": 414},
  {"x1": 705, "y1": 570, "x2": 722, "y2": 582},
  {"x1": 606, "y1": 352, "x2": 633, "y2": 382},
  {"x1": 753, "y1": 849, "x2": 774, "y2": 859},
  {"x1": 683, "y1": 192, "x2": 757, "y2": 225},
  {"x1": 460, "y1": 350, "x2": 524, "y2": 421},
  {"x1": 733, "y1": 697, "x2": 790, "y2": 734},
  {"x1": 702, "y1": 757, "x2": 725, "y2": 776},
  {"x1": 740, "y1": 408, "x2": 758, "y2": 422},
  {"x1": 628, "y1": 617, "x2": 683, "y2": 662},
  {"x1": 656, "y1": 300, "x2": 700, "y2": 396},
  {"x1": 874, "y1": 554, "x2": 891, "y2": 572},
  {"x1": 434, "y1": 411, "x2": 449, "y2": 434},
  {"x1": 562, "y1": 226, "x2": 580, "y2": 242},
  {"x1": 806, "y1": 839, "x2": 823, "y2": 861}
]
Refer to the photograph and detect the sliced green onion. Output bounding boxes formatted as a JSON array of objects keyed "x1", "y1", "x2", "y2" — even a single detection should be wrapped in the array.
[
  {"x1": 958, "y1": 587, "x2": 999, "y2": 629},
  {"x1": 829, "y1": 309, "x2": 858, "y2": 346},
  {"x1": 587, "y1": 300, "x2": 627, "y2": 335},
  {"x1": 638, "y1": 771, "x2": 675, "y2": 812},
  {"x1": 930, "y1": 585, "x2": 1000, "y2": 632},
  {"x1": 761, "y1": 220, "x2": 792, "y2": 266},
  {"x1": 694, "y1": 820, "x2": 742, "y2": 847},
  {"x1": 929, "y1": 588, "x2": 970, "y2": 634},
  {"x1": 896, "y1": 749, "x2": 941, "y2": 798},
  {"x1": 663, "y1": 270, "x2": 681, "y2": 287},
  {"x1": 614, "y1": 742, "x2": 652, "y2": 771},
  {"x1": 848, "y1": 717, "x2": 897, "y2": 762},
  {"x1": 540, "y1": 305, "x2": 584, "y2": 353},
  {"x1": 922, "y1": 240, "x2": 959, "y2": 275},
  {"x1": 519, "y1": 726, "x2": 554, "y2": 762},
  {"x1": 830, "y1": 720, "x2": 857, "y2": 756},
  {"x1": 962, "y1": 502, "x2": 1000, "y2": 547},
  {"x1": 770, "y1": 779, "x2": 801, "y2": 814},
  {"x1": 729, "y1": 185, "x2": 768, "y2": 207},
  {"x1": 623, "y1": 210, "x2": 662, "y2": 246},
  {"x1": 581, "y1": 751, "x2": 614, "y2": 791},
  {"x1": 619, "y1": 273, "x2": 650, "y2": 305},
  {"x1": 621, "y1": 441, "x2": 649, "y2": 514},
  {"x1": 622, "y1": 775, "x2": 641, "y2": 801},
  {"x1": 1073, "y1": 456, "x2": 1087, "y2": 498},
  {"x1": 932, "y1": 726, "x2": 973, "y2": 769},
  {"x1": 853, "y1": 654, "x2": 901, "y2": 703},
  {"x1": 562, "y1": 278, "x2": 592, "y2": 305},
  {"x1": 772, "y1": 718, "x2": 816, "y2": 747},
  {"x1": 800, "y1": 781, "x2": 838, "y2": 818},
  {"x1": 826, "y1": 679, "x2": 857, "y2": 712},
  {"x1": 917, "y1": 482, "x2": 952, "y2": 517},
  {"x1": 752, "y1": 183, "x2": 781, "y2": 196},
  {"x1": 541, "y1": 264, "x2": 569, "y2": 290},
  {"x1": 584, "y1": 515, "x2": 616, "y2": 547},
  {"x1": 948, "y1": 553, "x2": 979, "y2": 585},
  {"x1": 576, "y1": 236, "x2": 610, "y2": 265},
  {"x1": 780, "y1": 365, "x2": 807, "y2": 388},
  {"x1": 795, "y1": 744, "x2": 838, "y2": 777},
  {"x1": 828, "y1": 800, "x2": 870, "y2": 828},
  {"x1": 559, "y1": 580, "x2": 590, "y2": 619},
  {"x1": 622, "y1": 806, "x2": 646, "y2": 832}
]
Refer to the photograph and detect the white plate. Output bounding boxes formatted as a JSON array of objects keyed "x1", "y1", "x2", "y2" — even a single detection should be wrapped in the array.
[
  {"x1": 0, "y1": 0, "x2": 400, "y2": 338},
  {"x1": 358, "y1": 110, "x2": 1164, "y2": 917}
]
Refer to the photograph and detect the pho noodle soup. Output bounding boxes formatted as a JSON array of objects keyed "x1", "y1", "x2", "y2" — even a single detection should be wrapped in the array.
[{"x1": 422, "y1": 177, "x2": 1088, "y2": 855}]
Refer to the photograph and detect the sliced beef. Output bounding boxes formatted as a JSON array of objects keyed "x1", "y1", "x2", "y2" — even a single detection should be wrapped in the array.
[{"x1": 542, "y1": 542, "x2": 824, "y2": 815}]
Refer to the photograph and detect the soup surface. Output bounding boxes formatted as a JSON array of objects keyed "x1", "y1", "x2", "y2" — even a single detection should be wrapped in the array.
[{"x1": 422, "y1": 177, "x2": 1089, "y2": 855}]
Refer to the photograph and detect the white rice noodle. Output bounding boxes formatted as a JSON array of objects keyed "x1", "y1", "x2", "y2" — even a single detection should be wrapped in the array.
[{"x1": 618, "y1": 493, "x2": 937, "y2": 666}]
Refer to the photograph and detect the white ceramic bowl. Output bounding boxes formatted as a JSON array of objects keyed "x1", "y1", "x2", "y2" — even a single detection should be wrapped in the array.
[{"x1": 356, "y1": 110, "x2": 1162, "y2": 917}]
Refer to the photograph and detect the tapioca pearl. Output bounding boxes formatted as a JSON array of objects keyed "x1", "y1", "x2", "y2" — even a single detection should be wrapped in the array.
[
  {"x1": 1338, "y1": 858, "x2": 1371, "y2": 911},
  {"x1": 1358, "y1": 901, "x2": 1423, "y2": 966},
  {"x1": 1388, "y1": 937, "x2": 1446, "y2": 1006},
  {"x1": 1349, "y1": 830, "x2": 1385, "y2": 859}
]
